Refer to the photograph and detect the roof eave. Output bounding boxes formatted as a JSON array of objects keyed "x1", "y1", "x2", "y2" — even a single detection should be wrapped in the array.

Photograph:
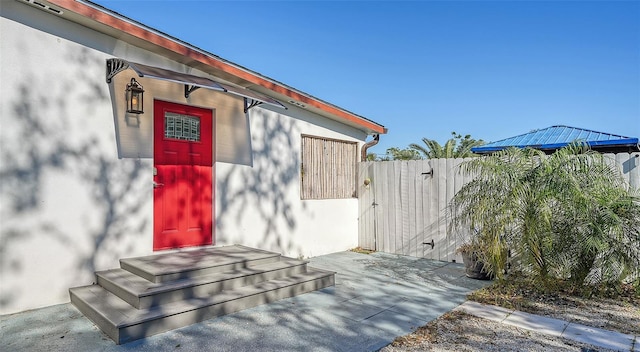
[
  {"x1": 472, "y1": 138, "x2": 640, "y2": 154},
  {"x1": 41, "y1": 0, "x2": 386, "y2": 135}
]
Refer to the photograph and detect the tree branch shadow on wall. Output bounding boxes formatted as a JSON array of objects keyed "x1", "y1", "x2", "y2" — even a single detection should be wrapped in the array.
[
  {"x1": 216, "y1": 107, "x2": 306, "y2": 257},
  {"x1": 0, "y1": 47, "x2": 149, "y2": 311}
]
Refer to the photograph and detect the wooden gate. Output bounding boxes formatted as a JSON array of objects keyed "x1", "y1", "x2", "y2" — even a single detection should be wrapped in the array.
[
  {"x1": 358, "y1": 153, "x2": 639, "y2": 262},
  {"x1": 358, "y1": 158, "x2": 474, "y2": 263}
]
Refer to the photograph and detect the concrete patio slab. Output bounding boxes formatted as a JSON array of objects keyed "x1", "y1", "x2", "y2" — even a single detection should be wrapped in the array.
[
  {"x1": 7, "y1": 249, "x2": 633, "y2": 352},
  {"x1": 274, "y1": 286, "x2": 356, "y2": 309},
  {"x1": 329, "y1": 297, "x2": 390, "y2": 322},
  {"x1": 0, "y1": 250, "x2": 491, "y2": 352},
  {"x1": 388, "y1": 291, "x2": 466, "y2": 321},
  {"x1": 361, "y1": 309, "x2": 430, "y2": 338},
  {"x1": 342, "y1": 291, "x2": 409, "y2": 310}
]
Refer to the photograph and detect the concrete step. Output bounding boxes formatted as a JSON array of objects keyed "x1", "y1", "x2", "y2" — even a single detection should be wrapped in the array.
[
  {"x1": 120, "y1": 245, "x2": 281, "y2": 283},
  {"x1": 70, "y1": 268, "x2": 335, "y2": 345},
  {"x1": 96, "y1": 257, "x2": 309, "y2": 309}
]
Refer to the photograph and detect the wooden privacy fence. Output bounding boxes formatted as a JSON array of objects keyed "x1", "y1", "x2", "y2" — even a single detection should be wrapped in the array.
[{"x1": 357, "y1": 152, "x2": 640, "y2": 263}]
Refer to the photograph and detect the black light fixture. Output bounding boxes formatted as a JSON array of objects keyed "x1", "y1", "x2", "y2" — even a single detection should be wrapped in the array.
[{"x1": 126, "y1": 78, "x2": 144, "y2": 114}]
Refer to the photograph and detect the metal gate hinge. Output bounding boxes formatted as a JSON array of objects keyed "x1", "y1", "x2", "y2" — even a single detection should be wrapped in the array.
[{"x1": 423, "y1": 239, "x2": 435, "y2": 249}]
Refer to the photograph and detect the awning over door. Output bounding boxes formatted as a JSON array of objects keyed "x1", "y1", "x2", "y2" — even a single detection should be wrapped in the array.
[
  {"x1": 217, "y1": 82, "x2": 287, "y2": 113},
  {"x1": 106, "y1": 58, "x2": 286, "y2": 112}
]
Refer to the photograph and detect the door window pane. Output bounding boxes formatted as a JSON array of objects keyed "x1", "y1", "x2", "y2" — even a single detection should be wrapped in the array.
[{"x1": 165, "y1": 112, "x2": 201, "y2": 142}]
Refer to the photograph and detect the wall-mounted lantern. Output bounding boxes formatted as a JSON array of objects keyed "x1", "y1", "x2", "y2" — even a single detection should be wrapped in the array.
[{"x1": 126, "y1": 78, "x2": 144, "y2": 114}]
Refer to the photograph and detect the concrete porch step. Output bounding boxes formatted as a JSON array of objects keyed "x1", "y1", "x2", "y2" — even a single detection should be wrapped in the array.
[
  {"x1": 96, "y1": 257, "x2": 309, "y2": 309},
  {"x1": 120, "y1": 245, "x2": 281, "y2": 283},
  {"x1": 69, "y1": 245, "x2": 336, "y2": 344},
  {"x1": 70, "y1": 268, "x2": 335, "y2": 345}
]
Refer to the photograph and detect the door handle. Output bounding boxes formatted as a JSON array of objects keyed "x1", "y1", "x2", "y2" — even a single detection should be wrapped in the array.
[{"x1": 153, "y1": 181, "x2": 164, "y2": 188}]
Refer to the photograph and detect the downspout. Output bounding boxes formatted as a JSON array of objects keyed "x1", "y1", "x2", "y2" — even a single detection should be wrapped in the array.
[
  {"x1": 361, "y1": 134, "x2": 380, "y2": 161},
  {"x1": 360, "y1": 133, "x2": 380, "y2": 251}
]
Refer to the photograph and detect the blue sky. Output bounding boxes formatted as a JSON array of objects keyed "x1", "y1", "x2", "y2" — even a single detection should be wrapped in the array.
[{"x1": 93, "y1": 0, "x2": 639, "y2": 156}]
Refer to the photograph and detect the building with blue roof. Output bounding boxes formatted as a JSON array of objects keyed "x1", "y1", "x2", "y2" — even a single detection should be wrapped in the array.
[{"x1": 471, "y1": 125, "x2": 640, "y2": 155}]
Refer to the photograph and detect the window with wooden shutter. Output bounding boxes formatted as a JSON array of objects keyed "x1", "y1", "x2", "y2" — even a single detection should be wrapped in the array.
[{"x1": 301, "y1": 135, "x2": 358, "y2": 199}]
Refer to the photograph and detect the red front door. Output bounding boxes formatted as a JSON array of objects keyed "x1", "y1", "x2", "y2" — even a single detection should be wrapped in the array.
[{"x1": 153, "y1": 100, "x2": 214, "y2": 250}]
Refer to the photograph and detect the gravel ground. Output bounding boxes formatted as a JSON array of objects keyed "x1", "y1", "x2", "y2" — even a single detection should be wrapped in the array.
[
  {"x1": 512, "y1": 294, "x2": 640, "y2": 336},
  {"x1": 468, "y1": 283, "x2": 640, "y2": 336},
  {"x1": 380, "y1": 280, "x2": 639, "y2": 352},
  {"x1": 380, "y1": 310, "x2": 621, "y2": 352}
]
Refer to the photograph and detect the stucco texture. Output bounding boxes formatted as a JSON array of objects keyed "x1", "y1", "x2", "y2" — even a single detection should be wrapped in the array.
[{"x1": 1, "y1": 1, "x2": 366, "y2": 315}]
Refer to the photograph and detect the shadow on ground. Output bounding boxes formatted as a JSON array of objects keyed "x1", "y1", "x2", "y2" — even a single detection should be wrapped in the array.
[{"x1": 0, "y1": 251, "x2": 490, "y2": 352}]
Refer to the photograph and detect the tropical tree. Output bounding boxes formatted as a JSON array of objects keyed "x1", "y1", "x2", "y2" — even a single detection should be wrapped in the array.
[
  {"x1": 384, "y1": 147, "x2": 422, "y2": 160},
  {"x1": 410, "y1": 132, "x2": 485, "y2": 159},
  {"x1": 449, "y1": 144, "x2": 640, "y2": 290},
  {"x1": 365, "y1": 152, "x2": 378, "y2": 161}
]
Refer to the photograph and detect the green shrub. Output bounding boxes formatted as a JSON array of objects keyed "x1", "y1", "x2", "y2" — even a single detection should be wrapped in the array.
[{"x1": 449, "y1": 144, "x2": 640, "y2": 290}]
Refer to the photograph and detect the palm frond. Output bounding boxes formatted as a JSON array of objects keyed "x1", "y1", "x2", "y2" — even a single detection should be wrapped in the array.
[{"x1": 449, "y1": 145, "x2": 640, "y2": 288}]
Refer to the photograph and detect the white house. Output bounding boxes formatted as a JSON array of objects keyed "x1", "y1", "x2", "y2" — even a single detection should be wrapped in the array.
[{"x1": 0, "y1": 0, "x2": 386, "y2": 315}]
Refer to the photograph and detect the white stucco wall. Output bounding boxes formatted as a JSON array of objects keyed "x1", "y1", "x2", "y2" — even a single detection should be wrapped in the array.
[
  {"x1": 0, "y1": 1, "x2": 154, "y2": 315},
  {"x1": 0, "y1": 1, "x2": 366, "y2": 315},
  {"x1": 215, "y1": 106, "x2": 363, "y2": 259}
]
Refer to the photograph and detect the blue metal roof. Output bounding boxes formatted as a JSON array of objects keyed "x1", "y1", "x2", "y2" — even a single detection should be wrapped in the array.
[{"x1": 471, "y1": 125, "x2": 640, "y2": 154}]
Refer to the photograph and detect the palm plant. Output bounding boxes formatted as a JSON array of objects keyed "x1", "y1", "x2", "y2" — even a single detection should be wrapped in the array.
[
  {"x1": 409, "y1": 138, "x2": 456, "y2": 159},
  {"x1": 543, "y1": 147, "x2": 640, "y2": 286},
  {"x1": 449, "y1": 145, "x2": 640, "y2": 289},
  {"x1": 384, "y1": 147, "x2": 423, "y2": 160},
  {"x1": 410, "y1": 132, "x2": 484, "y2": 159}
]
